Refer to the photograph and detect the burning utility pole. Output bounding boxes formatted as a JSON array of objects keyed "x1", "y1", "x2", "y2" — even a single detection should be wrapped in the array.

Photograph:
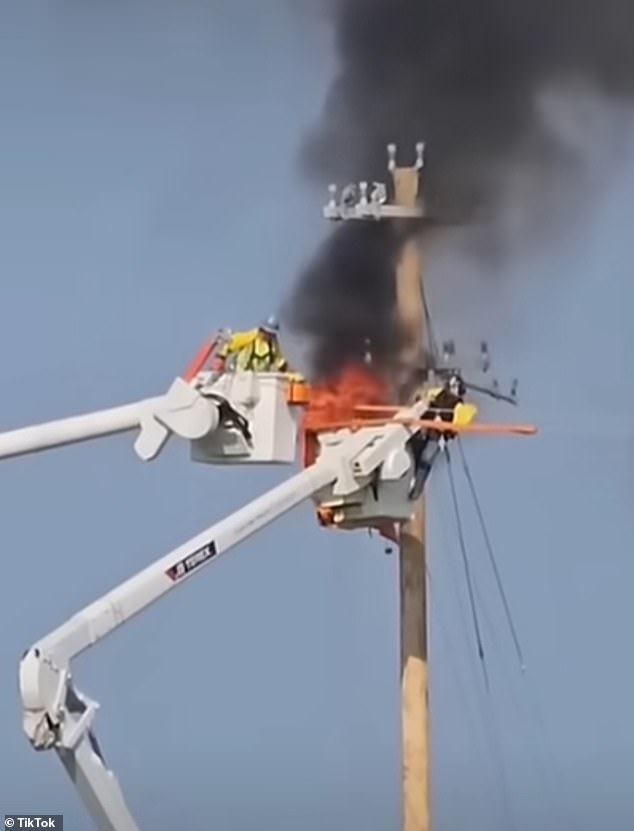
[
  {"x1": 391, "y1": 144, "x2": 429, "y2": 831},
  {"x1": 324, "y1": 142, "x2": 429, "y2": 831}
]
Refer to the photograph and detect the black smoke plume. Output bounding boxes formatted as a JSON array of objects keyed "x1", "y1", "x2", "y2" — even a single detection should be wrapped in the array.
[
  {"x1": 284, "y1": 220, "x2": 421, "y2": 380},
  {"x1": 286, "y1": 0, "x2": 634, "y2": 378}
]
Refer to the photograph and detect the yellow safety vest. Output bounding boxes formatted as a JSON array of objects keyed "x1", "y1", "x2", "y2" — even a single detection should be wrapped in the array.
[
  {"x1": 425, "y1": 387, "x2": 478, "y2": 425},
  {"x1": 221, "y1": 329, "x2": 288, "y2": 372}
]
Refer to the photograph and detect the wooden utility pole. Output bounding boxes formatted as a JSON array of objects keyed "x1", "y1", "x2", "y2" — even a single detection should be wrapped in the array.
[
  {"x1": 321, "y1": 142, "x2": 429, "y2": 831},
  {"x1": 392, "y1": 153, "x2": 429, "y2": 831}
]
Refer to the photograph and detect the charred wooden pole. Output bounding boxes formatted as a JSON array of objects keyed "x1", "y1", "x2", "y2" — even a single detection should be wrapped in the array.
[
  {"x1": 390, "y1": 143, "x2": 429, "y2": 831},
  {"x1": 323, "y1": 143, "x2": 429, "y2": 831}
]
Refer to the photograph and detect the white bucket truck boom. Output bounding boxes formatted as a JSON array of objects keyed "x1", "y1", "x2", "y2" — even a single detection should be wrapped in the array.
[
  {"x1": 18, "y1": 394, "x2": 437, "y2": 830},
  {"x1": 0, "y1": 346, "x2": 305, "y2": 466},
  {"x1": 9, "y1": 335, "x2": 535, "y2": 829}
]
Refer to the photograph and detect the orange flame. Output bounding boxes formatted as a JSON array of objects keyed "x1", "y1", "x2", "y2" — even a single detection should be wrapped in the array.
[
  {"x1": 302, "y1": 363, "x2": 393, "y2": 466},
  {"x1": 301, "y1": 364, "x2": 400, "y2": 545}
]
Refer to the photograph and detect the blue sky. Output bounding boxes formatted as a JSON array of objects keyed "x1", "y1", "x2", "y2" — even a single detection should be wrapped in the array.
[{"x1": 0, "y1": 3, "x2": 633, "y2": 830}]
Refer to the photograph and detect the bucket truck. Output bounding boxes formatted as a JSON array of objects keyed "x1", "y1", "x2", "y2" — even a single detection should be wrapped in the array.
[
  {"x1": 12, "y1": 354, "x2": 535, "y2": 830},
  {"x1": 5, "y1": 137, "x2": 539, "y2": 828},
  {"x1": 0, "y1": 338, "x2": 307, "y2": 466}
]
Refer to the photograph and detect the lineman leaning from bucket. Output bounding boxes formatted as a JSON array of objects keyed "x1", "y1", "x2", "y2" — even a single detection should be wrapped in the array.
[
  {"x1": 217, "y1": 315, "x2": 292, "y2": 373},
  {"x1": 407, "y1": 372, "x2": 475, "y2": 499}
]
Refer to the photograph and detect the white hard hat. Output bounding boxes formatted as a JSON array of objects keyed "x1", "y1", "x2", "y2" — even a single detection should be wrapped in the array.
[
  {"x1": 449, "y1": 373, "x2": 466, "y2": 396},
  {"x1": 259, "y1": 315, "x2": 279, "y2": 335}
]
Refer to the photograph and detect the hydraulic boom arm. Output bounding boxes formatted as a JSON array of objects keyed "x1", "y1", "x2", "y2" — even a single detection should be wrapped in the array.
[
  {"x1": 17, "y1": 383, "x2": 536, "y2": 830},
  {"x1": 19, "y1": 459, "x2": 338, "y2": 831},
  {"x1": 18, "y1": 393, "x2": 440, "y2": 830},
  {"x1": 0, "y1": 377, "x2": 219, "y2": 462}
]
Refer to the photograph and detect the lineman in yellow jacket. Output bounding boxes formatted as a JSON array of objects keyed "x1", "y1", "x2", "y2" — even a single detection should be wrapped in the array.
[
  {"x1": 407, "y1": 373, "x2": 478, "y2": 499},
  {"x1": 421, "y1": 373, "x2": 478, "y2": 428},
  {"x1": 218, "y1": 316, "x2": 291, "y2": 373}
]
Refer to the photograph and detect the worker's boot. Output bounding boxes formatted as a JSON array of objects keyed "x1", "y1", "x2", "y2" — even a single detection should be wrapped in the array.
[
  {"x1": 408, "y1": 443, "x2": 440, "y2": 500},
  {"x1": 216, "y1": 398, "x2": 253, "y2": 443},
  {"x1": 407, "y1": 434, "x2": 426, "y2": 499},
  {"x1": 228, "y1": 409, "x2": 252, "y2": 443},
  {"x1": 408, "y1": 462, "x2": 430, "y2": 500}
]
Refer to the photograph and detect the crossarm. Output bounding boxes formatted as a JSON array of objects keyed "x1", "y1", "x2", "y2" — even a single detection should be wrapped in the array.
[{"x1": 19, "y1": 459, "x2": 338, "y2": 831}]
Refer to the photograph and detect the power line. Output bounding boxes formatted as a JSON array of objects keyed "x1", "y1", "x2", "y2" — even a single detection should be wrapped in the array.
[
  {"x1": 456, "y1": 437, "x2": 526, "y2": 672},
  {"x1": 426, "y1": 562, "x2": 501, "y2": 825},
  {"x1": 453, "y1": 440, "x2": 574, "y2": 828},
  {"x1": 444, "y1": 447, "x2": 489, "y2": 692},
  {"x1": 434, "y1": 465, "x2": 519, "y2": 831},
  {"x1": 421, "y1": 284, "x2": 440, "y2": 365}
]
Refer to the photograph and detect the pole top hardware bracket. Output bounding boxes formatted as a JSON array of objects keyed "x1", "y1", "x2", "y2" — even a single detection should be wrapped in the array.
[
  {"x1": 387, "y1": 141, "x2": 425, "y2": 172},
  {"x1": 323, "y1": 141, "x2": 425, "y2": 221},
  {"x1": 427, "y1": 338, "x2": 519, "y2": 405}
]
